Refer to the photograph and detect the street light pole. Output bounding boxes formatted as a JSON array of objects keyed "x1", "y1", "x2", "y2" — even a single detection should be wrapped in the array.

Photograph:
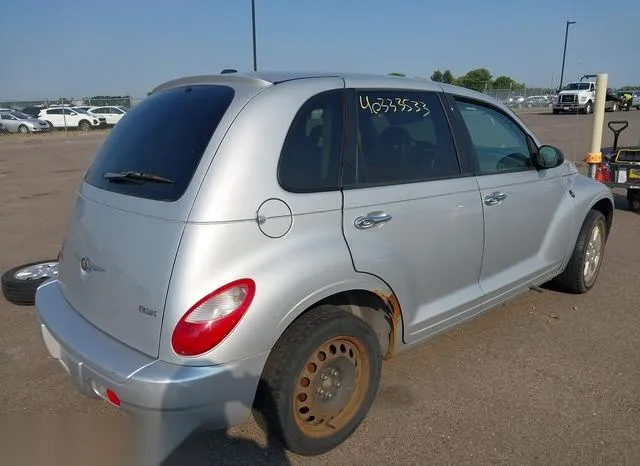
[
  {"x1": 559, "y1": 20, "x2": 576, "y2": 91},
  {"x1": 251, "y1": 0, "x2": 257, "y2": 71}
]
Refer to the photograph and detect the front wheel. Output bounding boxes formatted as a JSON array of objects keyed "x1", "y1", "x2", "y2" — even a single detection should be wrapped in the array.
[
  {"x1": 253, "y1": 305, "x2": 382, "y2": 456},
  {"x1": 18, "y1": 125, "x2": 29, "y2": 134},
  {"x1": 584, "y1": 101, "x2": 593, "y2": 114},
  {"x1": 78, "y1": 120, "x2": 91, "y2": 131},
  {"x1": 553, "y1": 209, "x2": 607, "y2": 294}
]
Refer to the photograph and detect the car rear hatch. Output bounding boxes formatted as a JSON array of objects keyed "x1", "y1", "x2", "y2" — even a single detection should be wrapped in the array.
[{"x1": 56, "y1": 81, "x2": 266, "y2": 358}]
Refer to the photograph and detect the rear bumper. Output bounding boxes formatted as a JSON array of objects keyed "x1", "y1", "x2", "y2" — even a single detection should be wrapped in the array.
[{"x1": 34, "y1": 279, "x2": 268, "y2": 429}]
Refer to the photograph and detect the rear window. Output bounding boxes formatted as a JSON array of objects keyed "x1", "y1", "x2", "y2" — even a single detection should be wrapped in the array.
[{"x1": 84, "y1": 84, "x2": 235, "y2": 201}]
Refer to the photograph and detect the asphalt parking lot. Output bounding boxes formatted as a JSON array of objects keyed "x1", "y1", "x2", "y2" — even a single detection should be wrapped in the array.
[{"x1": 1, "y1": 110, "x2": 640, "y2": 465}]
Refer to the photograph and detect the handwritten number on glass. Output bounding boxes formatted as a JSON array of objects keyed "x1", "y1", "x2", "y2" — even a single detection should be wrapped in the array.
[{"x1": 359, "y1": 95, "x2": 430, "y2": 117}]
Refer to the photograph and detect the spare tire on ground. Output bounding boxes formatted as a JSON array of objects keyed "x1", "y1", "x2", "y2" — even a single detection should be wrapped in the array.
[{"x1": 1, "y1": 260, "x2": 59, "y2": 306}]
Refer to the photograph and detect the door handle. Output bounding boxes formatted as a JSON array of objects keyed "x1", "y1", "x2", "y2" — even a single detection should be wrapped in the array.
[
  {"x1": 354, "y1": 212, "x2": 392, "y2": 230},
  {"x1": 484, "y1": 192, "x2": 508, "y2": 206}
]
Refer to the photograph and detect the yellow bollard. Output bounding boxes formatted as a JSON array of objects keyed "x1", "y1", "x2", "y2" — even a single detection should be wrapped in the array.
[{"x1": 586, "y1": 73, "x2": 608, "y2": 178}]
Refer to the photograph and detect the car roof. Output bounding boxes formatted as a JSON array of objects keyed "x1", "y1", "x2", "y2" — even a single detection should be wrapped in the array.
[
  {"x1": 150, "y1": 70, "x2": 497, "y2": 99},
  {"x1": 154, "y1": 70, "x2": 455, "y2": 90}
]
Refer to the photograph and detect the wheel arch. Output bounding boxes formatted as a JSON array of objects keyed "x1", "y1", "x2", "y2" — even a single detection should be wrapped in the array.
[
  {"x1": 279, "y1": 282, "x2": 405, "y2": 361},
  {"x1": 591, "y1": 197, "x2": 614, "y2": 239},
  {"x1": 315, "y1": 288, "x2": 403, "y2": 360}
]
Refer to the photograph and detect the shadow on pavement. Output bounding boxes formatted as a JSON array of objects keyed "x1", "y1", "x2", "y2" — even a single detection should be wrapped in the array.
[
  {"x1": 161, "y1": 429, "x2": 291, "y2": 466},
  {"x1": 127, "y1": 361, "x2": 292, "y2": 466}
]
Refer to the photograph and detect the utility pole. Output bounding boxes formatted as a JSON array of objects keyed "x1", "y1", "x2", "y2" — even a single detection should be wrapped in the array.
[
  {"x1": 559, "y1": 20, "x2": 576, "y2": 91},
  {"x1": 252, "y1": 0, "x2": 257, "y2": 71}
]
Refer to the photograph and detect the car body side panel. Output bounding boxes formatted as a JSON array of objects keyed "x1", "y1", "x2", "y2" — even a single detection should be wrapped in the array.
[
  {"x1": 475, "y1": 164, "x2": 575, "y2": 308},
  {"x1": 157, "y1": 210, "x2": 399, "y2": 366},
  {"x1": 188, "y1": 77, "x2": 346, "y2": 223},
  {"x1": 560, "y1": 172, "x2": 615, "y2": 268},
  {"x1": 342, "y1": 178, "x2": 486, "y2": 343}
]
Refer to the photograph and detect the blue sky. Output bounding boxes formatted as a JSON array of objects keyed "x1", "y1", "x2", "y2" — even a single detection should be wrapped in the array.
[{"x1": 1, "y1": 0, "x2": 638, "y2": 100}]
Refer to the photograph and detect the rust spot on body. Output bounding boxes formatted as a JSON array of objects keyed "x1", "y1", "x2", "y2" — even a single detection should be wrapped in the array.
[{"x1": 372, "y1": 288, "x2": 402, "y2": 360}]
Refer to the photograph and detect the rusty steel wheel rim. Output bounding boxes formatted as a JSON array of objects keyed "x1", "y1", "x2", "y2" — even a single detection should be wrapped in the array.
[{"x1": 293, "y1": 336, "x2": 371, "y2": 438}]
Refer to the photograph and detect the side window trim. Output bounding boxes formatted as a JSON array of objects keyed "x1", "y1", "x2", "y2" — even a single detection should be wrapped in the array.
[
  {"x1": 448, "y1": 95, "x2": 538, "y2": 176},
  {"x1": 343, "y1": 87, "x2": 467, "y2": 190},
  {"x1": 438, "y1": 92, "x2": 474, "y2": 176}
]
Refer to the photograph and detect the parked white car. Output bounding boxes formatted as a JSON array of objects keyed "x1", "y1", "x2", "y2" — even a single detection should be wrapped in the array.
[
  {"x1": 38, "y1": 107, "x2": 103, "y2": 131},
  {"x1": 72, "y1": 107, "x2": 107, "y2": 126},
  {"x1": 88, "y1": 106, "x2": 127, "y2": 125}
]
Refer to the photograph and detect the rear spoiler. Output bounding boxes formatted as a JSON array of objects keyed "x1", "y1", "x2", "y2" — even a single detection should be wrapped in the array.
[{"x1": 151, "y1": 74, "x2": 273, "y2": 95}]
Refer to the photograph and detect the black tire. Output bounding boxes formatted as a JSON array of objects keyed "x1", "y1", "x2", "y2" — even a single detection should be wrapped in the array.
[
  {"x1": 553, "y1": 210, "x2": 607, "y2": 294},
  {"x1": 1, "y1": 259, "x2": 58, "y2": 306},
  {"x1": 627, "y1": 190, "x2": 640, "y2": 212},
  {"x1": 78, "y1": 120, "x2": 91, "y2": 131},
  {"x1": 584, "y1": 101, "x2": 593, "y2": 114},
  {"x1": 253, "y1": 305, "x2": 382, "y2": 456},
  {"x1": 552, "y1": 108, "x2": 560, "y2": 115},
  {"x1": 18, "y1": 125, "x2": 29, "y2": 134}
]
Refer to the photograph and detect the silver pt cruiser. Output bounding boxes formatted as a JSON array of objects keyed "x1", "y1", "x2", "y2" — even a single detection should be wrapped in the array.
[{"x1": 35, "y1": 71, "x2": 614, "y2": 457}]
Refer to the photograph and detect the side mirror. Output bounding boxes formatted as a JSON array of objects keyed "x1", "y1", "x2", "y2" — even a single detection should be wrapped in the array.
[{"x1": 536, "y1": 145, "x2": 564, "y2": 169}]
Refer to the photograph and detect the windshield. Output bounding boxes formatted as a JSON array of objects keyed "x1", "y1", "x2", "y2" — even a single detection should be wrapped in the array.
[
  {"x1": 84, "y1": 84, "x2": 235, "y2": 202},
  {"x1": 73, "y1": 108, "x2": 89, "y2": 114},
  {"x1": 10, "y1": 111, "x2": 31, "y2": 120},
  {"x1": 563, "y1": 83, "x2": 590, "y2": 90}
]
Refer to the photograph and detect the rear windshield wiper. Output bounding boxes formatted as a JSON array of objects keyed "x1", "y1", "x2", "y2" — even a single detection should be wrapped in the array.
[{"x1": 103, "y1": 171, "x2": 174, "y2": 184}]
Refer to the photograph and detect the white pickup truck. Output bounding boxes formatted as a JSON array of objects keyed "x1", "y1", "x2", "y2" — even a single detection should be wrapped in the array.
[{"x1": 552, "y1": 81, "x2": 618, "y2": 114}]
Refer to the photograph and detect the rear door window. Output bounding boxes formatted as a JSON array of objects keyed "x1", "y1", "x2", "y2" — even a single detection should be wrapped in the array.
[
  {"x1": 84, "y1": 85, "x2": 235, "y2": 201},
  {"x1": 347, "y1": 90, "x2": 461, "y2": 187}
]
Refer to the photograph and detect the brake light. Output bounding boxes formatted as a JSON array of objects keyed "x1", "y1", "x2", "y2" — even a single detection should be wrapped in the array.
[
  {"x1": 595, "y1": 162, "x2": 612, "y2": 182},
  {"x1": 171, "y1": 278, "x2": 256, "y2": 357}
]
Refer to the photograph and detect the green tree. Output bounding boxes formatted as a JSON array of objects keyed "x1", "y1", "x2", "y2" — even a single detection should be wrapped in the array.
[
  {"x1": 431, "y1": 70, "x2": 444, "y2": 82},
  {"x1": 457, "y1": 68, "x2": 492, "y2": 91},
  {"x1": 442, "y1": 70, "x2": 454, "y2": 84},
  {"x1": 493, "y1": 75, "x2": 524, "y2": 90}
]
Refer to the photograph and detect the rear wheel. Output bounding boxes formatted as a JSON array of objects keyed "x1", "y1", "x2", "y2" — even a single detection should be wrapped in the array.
[
  {"x1": 553, "y1": 210, "x2": 607, "y2": 294},
  {"x1": 253, "y1": 305, "x2": 382, "y2": 456}
]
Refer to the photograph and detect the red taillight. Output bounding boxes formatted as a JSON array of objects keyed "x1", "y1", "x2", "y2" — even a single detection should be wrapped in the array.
[
  {"x1": 171, "y1": 278, "x2": 256, "y2": 357},
  {"x1": 106, "y1": 388, "x2": 120, "y2": 407}
]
